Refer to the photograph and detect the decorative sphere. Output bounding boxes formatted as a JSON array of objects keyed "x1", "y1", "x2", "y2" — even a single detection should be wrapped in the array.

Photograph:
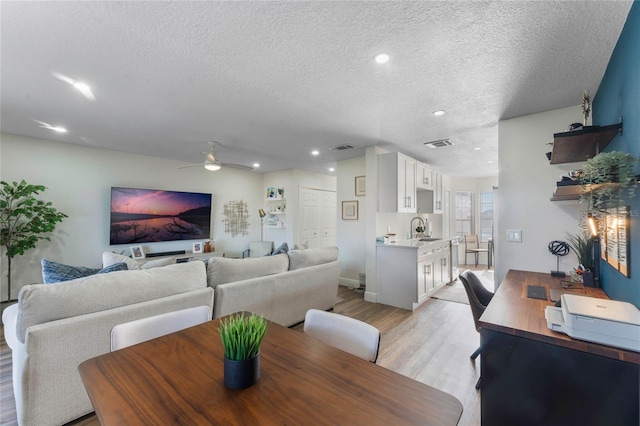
[{"x1": 548, "y1": 240, "x2": 570, "y2": 257}]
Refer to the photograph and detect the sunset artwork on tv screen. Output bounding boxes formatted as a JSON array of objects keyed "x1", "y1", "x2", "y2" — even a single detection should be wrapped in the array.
[{"x1": 110, "y1": 187, "x2": 212, "y2": 245}]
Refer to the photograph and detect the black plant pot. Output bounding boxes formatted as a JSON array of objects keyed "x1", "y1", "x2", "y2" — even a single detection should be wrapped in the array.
[
  {"x1": 582, "y1": 271, "x2": 595, "y2": 287},
  {"x1": 224, "y1": 353, "x2": 260, "y2": 389}
]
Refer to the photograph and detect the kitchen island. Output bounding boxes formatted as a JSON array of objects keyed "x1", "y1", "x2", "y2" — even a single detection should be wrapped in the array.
[{"x1": 376, "y1": 238, "x2": 455, "y2": 310}]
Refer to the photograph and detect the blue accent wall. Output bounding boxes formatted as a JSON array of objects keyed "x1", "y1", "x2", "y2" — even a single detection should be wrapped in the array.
[{"x1": 592, "y1": 1, "x2": 640, "y2": 308}]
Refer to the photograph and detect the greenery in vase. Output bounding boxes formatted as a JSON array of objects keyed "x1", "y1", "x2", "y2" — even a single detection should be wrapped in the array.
[
  {"x1": 579, "y1": 151, "x2": 639, "y2": 214},
  {"x1": 1, "y1": 180, "x2": 67, "y2": 301},
  {"x1": 566, "y1": 231, "x2": 594, "y2": 271},
  {"x1": 219, "y1": 313, "x2": 267, "y2": 361}
]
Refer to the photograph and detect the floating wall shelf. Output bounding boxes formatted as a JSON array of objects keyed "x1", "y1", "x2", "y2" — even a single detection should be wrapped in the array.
[{"x1": 549, "y1": 121, "x2": 623, "y2": 164}]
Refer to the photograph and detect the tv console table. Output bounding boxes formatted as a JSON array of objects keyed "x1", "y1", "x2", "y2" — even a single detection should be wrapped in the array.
[
  {"x1": 136, "y1": 251, "x2": 224, "y2": 266},
  {"x1": 479, "y1": 270, "x2": 639, "y2": 425}
]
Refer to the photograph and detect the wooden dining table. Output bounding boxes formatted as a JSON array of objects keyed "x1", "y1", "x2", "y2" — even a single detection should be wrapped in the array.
[{"x1": 78, "y1": 315, "x2": 463, "y2": 425}]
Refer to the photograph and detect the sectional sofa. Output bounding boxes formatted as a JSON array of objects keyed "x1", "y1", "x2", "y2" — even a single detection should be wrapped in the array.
[{"x1": 2, "y1": 246, "x2": 340, "y2": 426}]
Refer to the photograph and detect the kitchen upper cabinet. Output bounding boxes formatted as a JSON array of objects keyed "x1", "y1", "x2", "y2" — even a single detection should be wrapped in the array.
[
  {"x1": 416, "y1": 162, "x2": 434, "y2": 191},
  {"x1": 433, "y1": 172, "x2": 443, "y2": 214},
  {"x1": 378, "y1": 152, "x2": 417, "y2": 213}
]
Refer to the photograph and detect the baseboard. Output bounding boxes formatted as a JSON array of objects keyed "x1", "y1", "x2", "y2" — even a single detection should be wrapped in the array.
[
  {"x1": 339, "y1": 277, "x2": 360, "y2": 289},
  {"x1": 364, "y1": 292, "x2": 376, "y2": 303}
]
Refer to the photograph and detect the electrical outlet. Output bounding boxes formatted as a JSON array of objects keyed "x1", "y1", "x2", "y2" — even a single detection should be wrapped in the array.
[{"x1": 506, "y1": 229, "x2": 522, "y2": 242}]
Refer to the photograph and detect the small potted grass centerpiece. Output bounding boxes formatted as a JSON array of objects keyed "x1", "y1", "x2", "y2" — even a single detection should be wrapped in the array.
[{"x1": 219, "y1": 312, "x2": 267, "y2": 389}]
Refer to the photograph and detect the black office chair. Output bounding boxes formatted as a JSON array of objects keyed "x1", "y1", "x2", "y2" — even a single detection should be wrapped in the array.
[{"x1": 459, "y1": 269, "x2": 494, "y2": 390}]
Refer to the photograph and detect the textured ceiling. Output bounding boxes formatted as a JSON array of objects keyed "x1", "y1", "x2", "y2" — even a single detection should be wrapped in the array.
[{"x1": 0, "y1": 1, "x2": 632, "y2": 177}]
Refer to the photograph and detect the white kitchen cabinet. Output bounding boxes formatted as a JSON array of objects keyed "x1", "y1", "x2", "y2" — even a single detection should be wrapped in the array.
[
  {"x1": 433, "y1": 172, "x2": 443, "y2": 214},
  {"x1": 378, "y1": 152, "x2": 417, "y2": 213},
  {"x1": 416, "y1": 162, "x2": 434, "y2": 191},
  {"x1": 377, "y1": 240, "x2": 452, "y2": 310}
]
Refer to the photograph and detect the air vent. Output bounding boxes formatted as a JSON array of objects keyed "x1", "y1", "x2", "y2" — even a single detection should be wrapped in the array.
[
  {"x1": 424, "y1": 139, "x2": 453, "y2": 148},
  {"x1": 329, "y1": 144, "x2": 355, "y2": 151}
]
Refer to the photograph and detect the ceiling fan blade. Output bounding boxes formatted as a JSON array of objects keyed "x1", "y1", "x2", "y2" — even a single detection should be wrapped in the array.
[
  {"x1": 177, "y1": 163, "x2": 203, "y2": 169},
  {"x1": 221, "y1": 162, "x2": 254, "y2": 171}
]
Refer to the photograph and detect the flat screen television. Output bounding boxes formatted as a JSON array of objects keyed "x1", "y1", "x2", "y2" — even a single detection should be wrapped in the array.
[{"x1": 110, "y1": 187, "x2": 212, "y2": 245}]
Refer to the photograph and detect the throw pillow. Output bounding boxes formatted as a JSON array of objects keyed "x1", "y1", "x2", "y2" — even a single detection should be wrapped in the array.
[
  {"x1": 41, "y1": 258, "x2": 128, "y2": 284},
  {"x1": 102, "y1": 252, "x2": 141, "y2": 270},
  {"x1": 272, "y1": 242, "x2": 289, "y2": 255}
]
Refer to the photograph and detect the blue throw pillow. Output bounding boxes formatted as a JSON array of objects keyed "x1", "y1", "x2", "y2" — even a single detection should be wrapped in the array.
[
  {"x1": 272, "y1": 242, "x2": 289, "y2": 255},
  {"x1": 41, "y1": 258, "x2": 128, "y2": 284}
]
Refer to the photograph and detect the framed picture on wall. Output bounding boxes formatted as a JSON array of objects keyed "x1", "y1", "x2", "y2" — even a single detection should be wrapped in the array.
[
  {"x1": 355, "y1": 176, "x2": 366, "y2": 196},
  {"x1": 342, "y1": 200, "x2": 358, "y2": 220},
  {"x1": 601, "y1": 206, "x2": 630, "y2": 277}
]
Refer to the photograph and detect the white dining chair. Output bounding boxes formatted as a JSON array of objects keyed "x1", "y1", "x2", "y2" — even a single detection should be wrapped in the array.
[
  {"x1": 111, "y1": 305, "x2": 211, "y2": 351},
  {"x1": 303, "y1": 309, "x2": 381, "y2": 362}
]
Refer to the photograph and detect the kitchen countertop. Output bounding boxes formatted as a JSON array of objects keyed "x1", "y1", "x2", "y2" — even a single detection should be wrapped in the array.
[{"x1": 378, "y1": 237, "x2": 457, "y2": 248}]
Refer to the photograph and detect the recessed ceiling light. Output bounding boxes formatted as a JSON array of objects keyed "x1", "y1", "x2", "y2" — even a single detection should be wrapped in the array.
[
  {"x1": 328, "y1": 168, "x2": 335, "y2": 172},
  {"x1": 374, "y1": 53, "x2": 390, "y2": 64},
  {"x1": 433, "y1": 110, "x2": 446, "y2": 116},
  {"x1": 52, "y1": 72, "x2": 96, "y2": 100},
  {"x1": 253, "y1": 163, "x2": 260, "y2": 168},
  {"x1": 473, "y1": 147, "x2": 481, "y2": 151},
  {"x1": 311, "y1": 150, "x2": 320, "y2": 156},
  {"x1": 487, "y1": 160, "x2": 494, "y2": 164}
]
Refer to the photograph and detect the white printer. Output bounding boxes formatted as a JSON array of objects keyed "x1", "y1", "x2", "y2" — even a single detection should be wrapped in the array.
[{"x1": 545, "y1": 293, "x2": 640, "y2": 352}]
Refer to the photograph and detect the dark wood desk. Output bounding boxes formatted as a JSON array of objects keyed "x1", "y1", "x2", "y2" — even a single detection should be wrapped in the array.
[
  {"x1": 479, "y1": 270, "x2": 639, "y2": 426},
  {"x1": 79, "y1": 316, "x2": 463, "y2": 425}
]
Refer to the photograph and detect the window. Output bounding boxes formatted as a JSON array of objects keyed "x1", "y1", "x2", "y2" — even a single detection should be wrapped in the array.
[
  {"x1": 480, "y1": 191, "x2": 494, "y2": 243},
  {"x1": 455, "y1": 191, "x2": 473, "y2": 238}
]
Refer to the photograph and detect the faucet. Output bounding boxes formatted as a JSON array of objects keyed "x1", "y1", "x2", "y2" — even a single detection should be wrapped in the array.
[{"x1": 410, "y1": 217, "x2": 426, "y2": 239}]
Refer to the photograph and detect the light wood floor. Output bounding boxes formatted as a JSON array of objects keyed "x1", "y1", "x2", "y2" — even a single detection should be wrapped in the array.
[{"x1": 1, "y1": 267, "x2": 491, "y2": 425}]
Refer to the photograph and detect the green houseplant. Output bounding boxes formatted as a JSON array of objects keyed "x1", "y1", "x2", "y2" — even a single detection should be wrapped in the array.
[
  {"x1": 579, "y1": 151, "x2": 639, "y2": 213},
  {"x1": 219, "y1": 312, "x2": 267, "y2": 388},
  {"x1": 0, "y1": 180, "x2": 67, "y2": 302},
  {"x1": 566, "y1": 231, "x2": 594, "y2": 271}
]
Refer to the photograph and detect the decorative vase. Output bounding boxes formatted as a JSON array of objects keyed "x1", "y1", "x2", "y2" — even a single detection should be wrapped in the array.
[
  {"x1": 203, "y1": 241, "x2": 212, "y2": 253},
  {"x1": 223, "y1": 353, "x2": 260, "y2": 389}
]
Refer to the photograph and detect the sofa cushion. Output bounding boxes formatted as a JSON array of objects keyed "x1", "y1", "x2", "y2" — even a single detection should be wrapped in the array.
[
  {"x1": 16, "y1": 261, "x2": 208, "y2": 343},
  {"x1": 287, "y1": 246, "x2": 339, "y2": 271},
  {"x1": 102, "y1": 252, "x2": 141, "y2": 270},
  {"x1": 41, "y1": 258, "x2": 128, "y2": 284},
  {"x1": 141, "y1": 257, "x2": 176, "y2": 269},
  {"x1": 207, "y1": 254, "x2": 289, "y2": 288}
]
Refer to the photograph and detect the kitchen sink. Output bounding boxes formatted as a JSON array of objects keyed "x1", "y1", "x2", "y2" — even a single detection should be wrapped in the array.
[{"x1": 419, "y1": 237, "x2": 441, "y2": 242}]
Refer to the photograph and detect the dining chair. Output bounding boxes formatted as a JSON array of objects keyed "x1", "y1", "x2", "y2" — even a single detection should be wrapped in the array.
[
  {"x1": 464, "y1": 234, "x2": 489, "y2": 266},
  {"x1": 303, "y1": 309, "x2": 381, "y2": 363},
  {"x1": 458, "y1": 270, "x2": 494, "y2": 389},
  {"x1": 111, "y1": 305, "x2": 211, "y2": 351}
]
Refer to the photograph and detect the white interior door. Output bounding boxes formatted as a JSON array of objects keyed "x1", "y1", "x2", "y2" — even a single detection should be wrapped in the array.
[{"x1": 299, "y1": 187, "x2": 336, "y2": 248}]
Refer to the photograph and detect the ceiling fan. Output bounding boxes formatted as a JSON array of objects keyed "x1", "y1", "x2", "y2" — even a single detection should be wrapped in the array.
[{"x1": 178, "y1": 141, "x2": 254, "y2": 172}]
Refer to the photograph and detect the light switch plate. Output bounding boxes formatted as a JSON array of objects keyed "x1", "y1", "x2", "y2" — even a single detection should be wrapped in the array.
[{"x1": 506, "y1": 229, "x2": 522, "y2": 242}]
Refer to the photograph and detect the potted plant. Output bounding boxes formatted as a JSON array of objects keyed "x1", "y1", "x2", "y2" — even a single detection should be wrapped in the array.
[
  {"x1": 0, "y1": 180, "x2": 67, "y2": 302},
  {"x1": 579, "y1": 151, "x2": 639, "y2": 213},
  {"x1": 566, "y1": 231, "x2": 595, "y2": 287},
  {"x1": 219, "y1": 312, "x2": 268, "y2": 389}
]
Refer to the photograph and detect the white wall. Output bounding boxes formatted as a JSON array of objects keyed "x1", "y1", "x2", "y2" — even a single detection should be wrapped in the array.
[
  {"x1": 336, "y1": 156, "x2": 366, "y2": 287},
  {"x1": 497, "y1": 106, "x2": 584, "y2": 285}
]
